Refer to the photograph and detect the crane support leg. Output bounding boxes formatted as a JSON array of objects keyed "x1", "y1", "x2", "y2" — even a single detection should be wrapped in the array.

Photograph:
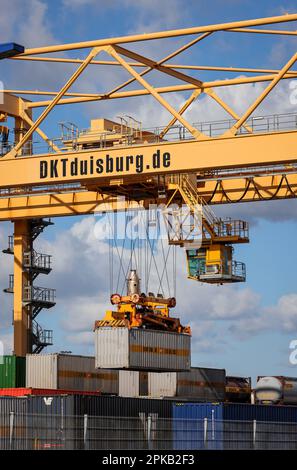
[{"x1": 13, "y1": 219, "x2": 32, "y2": 356}]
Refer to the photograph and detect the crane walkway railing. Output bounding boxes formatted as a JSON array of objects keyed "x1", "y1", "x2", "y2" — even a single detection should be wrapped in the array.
[{"x1": 1, "y1": 112, "x2": 297, "y2": 157}]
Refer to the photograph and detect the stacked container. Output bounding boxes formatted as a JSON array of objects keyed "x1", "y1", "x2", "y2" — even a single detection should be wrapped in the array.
[
  {"x1": 0, "y1": 397, "x2": 28, "y2": 450},
  {"x1": 26, "y1": 395, "x2": 173, "y2": 450},
  {"x1": 95, "y1": 328, "x2": 191, "y2": 371},
  {"x1": 0, "y1": 356, "x2": 26, "y2": 388},
  {"x1": 26, "y1": 354, "x2": 117, "y2": 393},
  {"x1": 149, "y1": 367, "x2": 226, "y2": 401},
  {"x1": 25, "y1": 354, "x2": 148, "y2": 397},
  {"x1": 172, "y1": 402, "x2": 297, "y2": 450}
]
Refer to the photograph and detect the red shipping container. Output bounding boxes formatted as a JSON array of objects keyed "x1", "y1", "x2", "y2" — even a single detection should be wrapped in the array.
[{"x1": 0, "y1": 388, "x2": 101, "y2": 396}]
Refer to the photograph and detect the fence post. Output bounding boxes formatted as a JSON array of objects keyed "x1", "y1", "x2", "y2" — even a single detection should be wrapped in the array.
[
  {"x1": 203, "y1": 418, "x2": 208, "y2": 449},
  {"x1": 9, "y1": 411, "x2": 15, "y2": 450},
  {"x1": 84, "y1": 414, "x2": 88, "y2": 450},
  {"x1": 147, "y1": 415, "x2": 152, "y2": 450},
  {"x1": 253, "y1": 419, "x2": 257, "y2": 449}
]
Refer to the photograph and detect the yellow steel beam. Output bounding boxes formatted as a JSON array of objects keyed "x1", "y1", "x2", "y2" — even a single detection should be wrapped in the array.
[
  {"x1": 159, "y1": 89, "x2": 202, "y2": 139},
  {"x1": 6, "y1": 47, "x2": 103, "y2": 158},
  {"x1": 227, "y1": 27, "x2": 297, "y2": 35},
  {"x1": 13, "y1": 220, "x2": 31, "y2": 356},
  {"x1": 17, "y1": 14, "x2": 297, "y2": 56},
  {"x1": 0, "y1": 92, "x2": 24, "y2": 117},
  {"x1": 0, "y1": 192, "x2": 144, "y2": 221},
  {"x1": 106, "y1": 33, "x2": 210, "y2": 97},
  {"x1": 3, "y1": 89, "x2": 102, "y2": 97},
  {"x1": 24, "y1": 72, "x2": 297, "y2": 109},
  {"x1": 21, "y1": 112, "x2": 60, "y2": 153},
  {"x1": 105, "y1": 45, "x2": 202, "y2": 139},
  {"x1": 0, "y1": 172, "x2": 296, "y2": 221},
  {"x1": 198, "y1": 173, "x2": 297, "y2": 203},
  {"x1": 10, "y1": 56, "x2": 297, "y2": 76},
  {"x1": 0, "y1": 130, "x2": 296, "y2": 188},
  {"x1": 205, "y1": 88, "x2": 253, "y2": 134},
  {"x1": 227, "y1": 52, "x2": 297, "y2": 135},
  {"x1": 110, "y1": 44, "x2": 203, "y2": 89}
]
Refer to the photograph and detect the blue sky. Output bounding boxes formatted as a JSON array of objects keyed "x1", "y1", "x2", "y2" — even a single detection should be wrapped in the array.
[{"x1": 0, "y1": 0, "x2": 297, "y2": 385}]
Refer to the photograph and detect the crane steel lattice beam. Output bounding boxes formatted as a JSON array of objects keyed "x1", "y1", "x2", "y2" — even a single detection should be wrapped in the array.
[
  {"x1": 14, "y1": 14, "x2": 297, "y2": 56},
  {"x1": 9, "y1": 57, "x2": 297, "y2": 77},
  {"x1": 0, "y1": 130, "x2": 296, "y2": 188},
  {"x1": 105, "y1": 45, "x2": 202, "y2": 139},
  {"x1": 0, "y1": 170, "x2": 296, "y2": 220},
  {"x1": 105, "y1": 32, "x2": 211, "y2": 97},
  {"x1": 226, "y1": 52, "x2": 297, "y2": 135},
  {"x1": 6, "y1": 47, "x2": 103, "y2": 158},
  {"x1": 18, "y1": 72, "x2": 297, "y2": 109}
]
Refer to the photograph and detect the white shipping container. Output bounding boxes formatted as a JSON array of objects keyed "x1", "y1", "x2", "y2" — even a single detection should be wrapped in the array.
[
  {"x1": 119, "y1": 371, "x2": 140, "y2": 397},
  {"x1": 26, "y1": 354, "x2": 119, "y2": 393},
  {"x1": 149, "y1": 372, "x2": 177, "y2": 397},
  {"x1": 95, "y1": 328, "x2": 191, "y2": 371},
  {"x1": 148, "y1": 367, "x2": 226, "y2": 400}
]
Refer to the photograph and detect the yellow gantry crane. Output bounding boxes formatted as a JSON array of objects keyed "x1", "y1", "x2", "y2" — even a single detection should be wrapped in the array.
[{"x1": 0, "y1": 14, "x2": 296, "y2": 356}]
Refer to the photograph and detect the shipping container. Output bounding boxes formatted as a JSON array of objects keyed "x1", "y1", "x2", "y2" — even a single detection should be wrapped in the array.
[
  {"x1": 172, "y1": 402, "x2": 297, "y2": 450},
  {"x1": 0, "y1": 397, "x2": 28, "y2": 450},
  {"x1": 27, "y1": 395, "x2": 173, "y2": 450},
  {"x1": 95, "y1": 328, "x2": 191, "y2": 371},
  {"x1": 26, "y1": 354, "x2": 118, "y2": 393},
  {"x1": 118, "y1": 371, "x2": 149, "y2": 397},
  {"x1": 255, "y1": 376, "x2": 297, "y2": 405},
  {"x1": 0, "y1": 356, "x2": 26, "y2": 388},
  {"x1": 149, "y1": 367, "x2": 225, "y2": 400},
  {"x1": 0, "y1": 388, "x2": 101, "y2": 397},
  {"x1": 225, "y1": 376, "x2": 251, "y2": 403},
  {"x1": 149, "y1": 372, "x2": 177, "y2": 397}
]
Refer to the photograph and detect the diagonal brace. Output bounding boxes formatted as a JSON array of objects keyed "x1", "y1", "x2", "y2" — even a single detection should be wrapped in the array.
[
  {"x1": 105, "y1": 46, "x2": 202, "y2": 140},
  {"x1": 21, "y1": 112, "x2": 60, "y2": 152},
  {"x1": 205, "y1": 88, "x2": 253, "y2": 134},
  {"x1": 106, "y1": 32, "x2": 211, "y2": 97},
  {"x1": 159, "y1": 89, "x2": 202, "y2": 139},
  {"x1": 113, "y1": 44, "x2": 203, "y2": 88},
  {"x1": 7, "y1": 46, "x2": 103, "y2": 157},
  {"x1": 226, "y1": 51, "x2": 297, "y2": 136}
]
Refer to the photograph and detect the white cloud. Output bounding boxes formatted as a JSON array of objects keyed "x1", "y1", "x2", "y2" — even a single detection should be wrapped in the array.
[
  {"x1": 266, "y1": 294, "x2": 297, "y2": 332},
  {"x1": 60, "y1": 297, "x2": 109, "y2": 333},
  {"x1": 215, "y1": 199, "x2": 297, "y2": 225},
  {"x1": 229, "y1": 293, "x2": 297, "y2": 339},
  {"x1": 0, "y1": 0, "x2": 56, "y2": 47},
  {"x1": 0, "y1": 330, "x2": 13, "y2": 356}
]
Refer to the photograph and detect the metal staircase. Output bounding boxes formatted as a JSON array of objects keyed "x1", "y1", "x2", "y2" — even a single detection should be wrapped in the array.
[
  {"x1": 3, "y1": 219, "x2": 55, "y2": 353},
  {"x1": 179, "y1": 174, "x2": 217, "y2": 239},
  {"x1": 31, "y1": 320, "x2": 53, "y2": 354},
  {"x1": 169, "y1": 174, "x2": 249, "y2": 245},
  {"x1": 23, "y1": 250, "x2": 52, "y2": 279},
  {"x1": 30, "y1": 218, "x2": 54, "y2": 241}
]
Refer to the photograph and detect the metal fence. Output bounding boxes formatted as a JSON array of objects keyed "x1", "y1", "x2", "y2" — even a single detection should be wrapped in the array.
[{"x1": 2, "y1": 413, "x2": 297, "y2": 450}]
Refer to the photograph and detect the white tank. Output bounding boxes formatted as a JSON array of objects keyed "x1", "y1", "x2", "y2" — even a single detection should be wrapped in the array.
[
  {"x1": 127, "y1": 269, "x2": 140, "y2": 296},
  {"x1": 255, "y1": 376, "x2": 297, "y2": 404},
  {"x1": 255, "y1": 377, "x2": 282, "y2": 403}
]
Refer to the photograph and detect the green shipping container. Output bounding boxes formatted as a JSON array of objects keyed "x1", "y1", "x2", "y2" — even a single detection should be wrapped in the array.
[{"x1": 0, "y1": 356, "x2": 26, "y2": 387}]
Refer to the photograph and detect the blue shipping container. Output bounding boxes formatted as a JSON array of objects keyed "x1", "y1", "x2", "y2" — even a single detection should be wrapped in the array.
[
  {"x1": 173, "y1": 403, "x2": 224, "y2": 450},
  {"x1": 173, "y1": 402, "x2": 297, "y2": 450}
]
